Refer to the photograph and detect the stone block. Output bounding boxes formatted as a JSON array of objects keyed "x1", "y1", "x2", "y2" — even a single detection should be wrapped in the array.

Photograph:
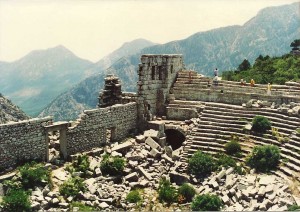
[
  {"x1": 111, "y1": 140, "x2": 133, "y2": 152},
  {"x1": 258, "y1": 186, "x2": 266, "y2": 197},
  {"x1": 144, "y1": 129, "x2": 159, "y2": 139},
  {"x1": 150, "y1": 148, "x2": 161, "y2": 158},
  {"x1": 216, "y1": 169, "x2": 226, "y2": 181},
  {"x1": 135, "y1": 135, "x2": 145, "y2": 143},
  {"x1": 222, "y1": 195, "x2": 230, "y2": 205},
  {"x1": 124, "y1": 172, "x2": 139, "y2": 182},
  {"x1": 145, "y1": 137, "x2": 160, "y2": 150},
  {"x1": 138, "y1": 166, "x2": 153, "y2": 181},
  {"x1": 169, "y1": 171, "x2": 189, "y2": 185},
  {"x1": 162, "y1": 154, "x2": 174, "y2": 164},
  {"x1": 259, "y1": 175, "x2": 275, "y2": 186}
]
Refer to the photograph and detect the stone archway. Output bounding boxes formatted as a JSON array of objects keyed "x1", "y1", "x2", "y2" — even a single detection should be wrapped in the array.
[{"x1": 165, "y1": 129, "x2": 186, "y2": 150}]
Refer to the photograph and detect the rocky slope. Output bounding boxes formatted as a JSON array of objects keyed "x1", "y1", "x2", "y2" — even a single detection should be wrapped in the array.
[
  {"x1": 1, "y1": 128, "x2": 299, "y2": 211},
  {"x1": 40, "y1": 2, "x2": 300, "y2": 121},
  {"x1": 0, "y1": 93, "x2": 29, "y2": 124}
]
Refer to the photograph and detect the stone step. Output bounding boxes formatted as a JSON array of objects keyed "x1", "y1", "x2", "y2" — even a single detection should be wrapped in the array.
[
  {"x1": 280, "y1": 147, "x2": 300, "y2": 161},
  {"x1": 192, "y1": 125, "x2": 281, "y2": 146},
  {"x1": 203, "y1": 108, "x2": 300, "y2": 128},
  {"x1": 204, "y1": 105, "x2": 300, "y2": 125}
]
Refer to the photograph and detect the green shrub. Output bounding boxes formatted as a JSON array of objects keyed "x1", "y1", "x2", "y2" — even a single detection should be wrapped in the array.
[
  {"x1": 126, "y1": 190, "x2": 142, "y2": 203},
  {"x1": 188, "y1": 151, "x2": 216, "y2": 177},
  {"x1": 252, "y1": 116, "x2": 271, "y2": 133},
  {"x1": 158, "y1": 177, "x2": 178, "y2": 204},
  {"x1": 216, "y1": 154, "x2": 237, "y2": 169},
  {"x1": 288, "y1": 204, "x2": 300, "y2": 211},
  {"x1": 66, "y1": 154, "x2": 90, "y2": 175},
  {"x1": 100, "y1": 154, "x2": 125, "y2": 176},
  {"x1": 1, "y1": 189, "x2": 31, "y2": 212},
  {"x1": 73, "y1": 154, "x2": 90, "y2": 172},
  {"x1": 246, "y1": 145, "x2": 280, "y2": 172},
  {"x1": 191, "y1": 194, "x2": 223, "y2": 211},
  {"x1": 59, "y1": 177, "x2": 86, "y2": 197},
  {"x1": 70, "y1": 201, "x2": 96, "y2": 211},
  {"x1": 19, "y1": 162, "x2": 50, "y2": 189},
  {"x1": 225, "y1": 140, "x2": 241, "y2": 156},
  {"x1": 177, "y1": 183, "x2": 196, "y2": 203}
]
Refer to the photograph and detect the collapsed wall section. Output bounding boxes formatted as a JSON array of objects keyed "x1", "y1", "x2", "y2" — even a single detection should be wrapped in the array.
[
  {"x1": 66, "y1": 102, "x2": 137, "y2": 155},
  {"x1": 137, "y1": 54, "x2": 184, "y2": 129},
  {"x1": 0, "y1": 117, "x2": 52, "y2": 170}
]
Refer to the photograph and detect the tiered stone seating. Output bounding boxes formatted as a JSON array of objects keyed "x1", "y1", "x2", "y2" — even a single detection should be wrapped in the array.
[
  {"x1": 173, "y1": 71, "x2": 300, "y2": 104},
  {"x1": 171, "y1": 70, "x2": 300, "y2": 181},
  {"x1": 179, "y1": 101, "x2": 300, "y2": 181}
]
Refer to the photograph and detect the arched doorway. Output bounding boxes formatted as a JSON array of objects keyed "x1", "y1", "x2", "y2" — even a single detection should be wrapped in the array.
[{"x1": 165, "y1": 129, "x2": 186, "y2": 150}]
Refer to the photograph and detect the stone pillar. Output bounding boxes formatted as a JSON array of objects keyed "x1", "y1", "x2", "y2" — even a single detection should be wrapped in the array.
[
  {"x1": 59, "y1": 128, "x2": 67, "y2": 160},
  {"x1": 98, "y1": 74, "x2": 122, "y2": 108}
]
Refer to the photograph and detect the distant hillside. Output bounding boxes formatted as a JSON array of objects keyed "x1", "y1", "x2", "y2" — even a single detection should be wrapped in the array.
[
  {"x1": 0, "y1": 39, "x2": 155, "y2": 117},
  {"x1": 0, "y1": 45, "x2": 93, "y2": 116},
  {"x1": 222, "y1": 53, "x2": 300, "y2": 84},
  {"x1": 40, "y1": 2, "x2": 300, "y2": 121},
  {"x1": 0, "y1": 93, "x2": 29, "y2": 124}
]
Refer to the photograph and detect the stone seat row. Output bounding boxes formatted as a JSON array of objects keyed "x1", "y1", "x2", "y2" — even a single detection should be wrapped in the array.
[{"x1": 180, "y1": 101, "x2": 300, "y2": 181}]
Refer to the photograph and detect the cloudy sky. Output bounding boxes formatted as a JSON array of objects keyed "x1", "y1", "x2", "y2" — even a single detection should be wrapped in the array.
[{"x1": 0, "y1": 0, "x2": 298, "y2": 62}]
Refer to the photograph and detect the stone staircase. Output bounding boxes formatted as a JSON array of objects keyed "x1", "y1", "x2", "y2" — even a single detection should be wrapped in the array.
[{"x1": 178, "y1": 101, "x2": 300, "y2": 182}]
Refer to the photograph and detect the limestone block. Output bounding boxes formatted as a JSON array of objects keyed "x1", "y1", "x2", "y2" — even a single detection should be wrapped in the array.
[
  {"x1": 144, "y1": 129, "x2": 159, "y2": 139},
  {"x1": 169, "y1": 171, "x2": 189, "y2": 185},
  {"x1": 135, "y1": 135, "x2": 145, "y2": 143},
  {"x1": 258, "y1": 186, "x2": 266, "y2": 197},
  {"x1": 124, "y1": 172, "x2": 139, "y2": 182},
  {"x1": 259, "y1": 175, "x2": 275, "y2": 186},
  {"x1": 225, "y1": 167, "x2": 234, "y2": 175},
  {"x1": 99, "y1": 202, "x2": 110, "y2": 209},
  {"x1": 161, "y1": 154, "x2": 174, "y2": 164},
  {"x1": 150, "y1": 148, "x2": 161, "y2": 158},
  {"x1": 138, "y1": 166, "x2": 153, "y2": 181},
  {"x1": 222, "y1": 195, "x2": 230, "y2": 205},
  {"x1": 145, "y1": 137, "x2": 160, "y2": 150},
  {"x1": 216, "y1": 169, "x2": 226, "y2": 181},
  {"x1": 111, "y1": 140, "x2": 133, "y2": 153}
]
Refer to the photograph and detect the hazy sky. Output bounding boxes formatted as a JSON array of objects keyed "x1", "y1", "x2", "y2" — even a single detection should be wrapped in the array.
[{"x1": 0, "y1": 0, "x2": 298, "y2": 62}]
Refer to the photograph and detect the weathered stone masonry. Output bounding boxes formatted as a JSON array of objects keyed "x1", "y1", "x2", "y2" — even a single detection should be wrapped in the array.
[
  {"x1": 66, "y1": 102, "x2": 137, "y2": 155},
  {"x1": 0, "y1": 117, "x2": 53, "y2": 170},
  {"x1": 137, "y1": 54, "x2": 184, "y2": 129}
]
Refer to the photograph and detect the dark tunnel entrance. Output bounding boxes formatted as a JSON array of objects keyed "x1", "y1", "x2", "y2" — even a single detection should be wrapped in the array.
[{"x1": 165, "y1": 129, "x2": 186, "y2": 150}]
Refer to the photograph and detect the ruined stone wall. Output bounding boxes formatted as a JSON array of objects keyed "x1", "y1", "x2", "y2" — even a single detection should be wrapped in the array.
[
  {"x1": 66, "y1": 102, "x2": 137, "y2": 155},
  {"x1": 0, "y1": 117, "x2": 52, "y2": 170},
  {"x1": 137, "y1": 54, "x2": 184, "y2": 129}
]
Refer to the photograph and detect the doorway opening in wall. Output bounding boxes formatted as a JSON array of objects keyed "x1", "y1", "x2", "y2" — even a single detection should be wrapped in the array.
[
  {"x1": 47, "y1": 130, "x2": 61, "y2": 163},
  {"x1": 165, "y1": 129, "x2": 185, "y2": 150},
  {"x1": 106, "y1": 127, "x2": 116, "y2": 143}
]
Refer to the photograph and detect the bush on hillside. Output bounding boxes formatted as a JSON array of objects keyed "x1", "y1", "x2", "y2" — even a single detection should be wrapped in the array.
[
  {"x1": 0, "y1": 189, "x2": 31, "y2": 212},
  {"x1": 100, "y1": 154, "x2": 125, "y2": 176},
  {"x1": 126, "y1": 190, "x2": 142, "y2": 203},
  {"x1": 177, "y1": 183, "x2": 196, "y2": 203},
  {"x1": 188, "y1": 151, "x2": 216, "y2": 177},
  {"x1": 66, "y1": 154, "x2": 90, "y2": 175},
  {"x1": 191, "y1": 194, "x2": 223, "y2": 211},
  {"x1": 246, "y1": 145, "x2": 280, "y2": 172},
  {"x1": 225, "y1": 140, "x2": 242, "y2": 156},
  {"x1": 158, "y1": 177, "x2": 178, "y2": 204},
  {"x1": 59, "y1": 177, "x2": 86, "y2": 197},
  {"x1": 19, "y1": 162, "x2": 50, "y2": 189},
  {"x1": 252, "y1": 116, "x2": 271, "y2": 133}
]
